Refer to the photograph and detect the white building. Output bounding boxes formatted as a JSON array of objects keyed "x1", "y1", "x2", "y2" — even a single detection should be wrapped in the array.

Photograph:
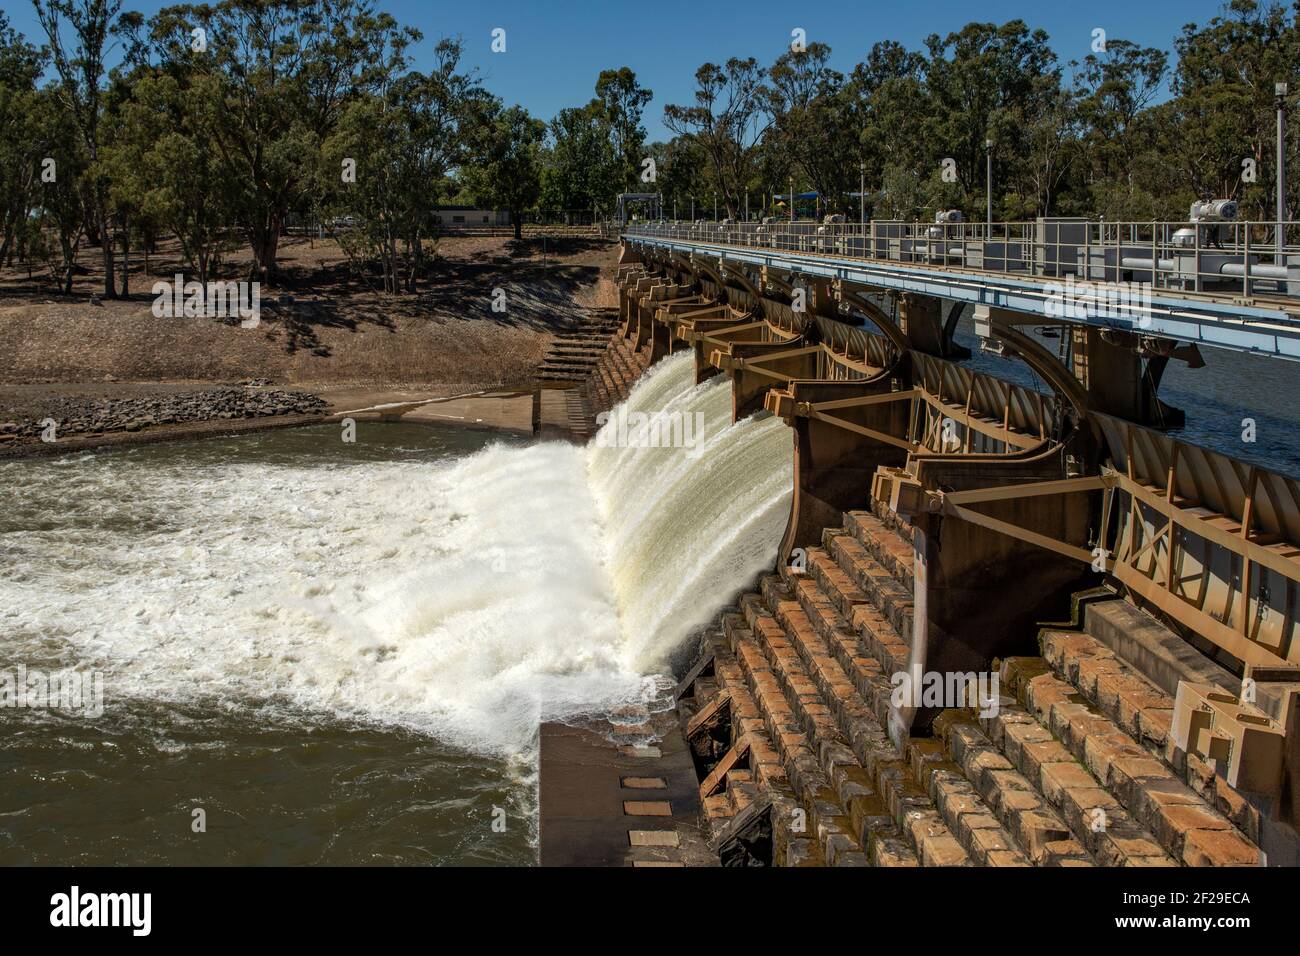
[{"x1": 432, "y1": 206, "x2": 510, "y2": 227}]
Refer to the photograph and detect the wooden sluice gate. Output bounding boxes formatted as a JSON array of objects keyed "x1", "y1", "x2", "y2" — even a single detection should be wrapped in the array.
[{"x1": 594, "y1": 244, "x2": 1300, "y2": 867}]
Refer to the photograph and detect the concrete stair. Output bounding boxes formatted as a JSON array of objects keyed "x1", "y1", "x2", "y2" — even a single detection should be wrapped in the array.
[
  {"x1": 783, "y1": 559, "x2": 1035, "y2": 866},
  {"x1": 994, "y1": 636, "x2": 1263, "y2": 866},
  {"x1": 1035, "y1": 627, "x2": 1263, "y2": 847},
  {"x1": 535, "y1": 313, "x2": 621, "y2": 386},
  {"x1": 582, "y1": 336, "x2": 652, "y2": 418},
  {"x1": 680, "y1": 502, "x2": 1267, "y2": 867},
  {"x1": 692, "y1": 625, "x2": 820, "y2": 866}
]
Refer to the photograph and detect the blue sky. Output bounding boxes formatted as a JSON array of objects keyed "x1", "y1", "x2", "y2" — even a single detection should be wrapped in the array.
[{"x1": 8, "y1": 0, "x2": 1234, "y2": 140}]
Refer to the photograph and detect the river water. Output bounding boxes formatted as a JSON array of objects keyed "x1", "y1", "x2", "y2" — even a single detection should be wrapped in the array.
[
  {"x1": 950, "y1": 312, "x2": 1300, "y2": 475},
  {"x1": 1, "y1": 333, "x2": 1292, "y2": 865},
  {"x1": 0, "y1": 355, "x2": 791, "y2": 864}
]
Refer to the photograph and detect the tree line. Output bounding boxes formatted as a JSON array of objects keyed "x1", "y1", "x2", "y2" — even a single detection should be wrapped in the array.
[
  {"x1": 1, "y1": 0, "x2": 1297, "y2": 298},
  {"x1": 0, "y1": 0, "x2": 654, "y2": 297},
  {"x1": 647, "y1": 0, "x2": 1299, "y2": 227}
]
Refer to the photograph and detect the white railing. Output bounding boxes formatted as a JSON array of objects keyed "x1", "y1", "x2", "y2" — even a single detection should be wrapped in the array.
[{"x1": 620, "y1": 218, "x2": 1300, "y2": 301}]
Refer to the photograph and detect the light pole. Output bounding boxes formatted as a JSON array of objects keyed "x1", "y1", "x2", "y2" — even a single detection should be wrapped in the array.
[
  {"x1": 985, "y1": 138, "x2": 994, "y2": 231},
  {"x1": 713, "y1": 193, "x2": 717, "y2": 221},
  {"x1": 859, "y1": 161, "x2": 866, "y2": 225},
  {"x1": 1277, "y1": 82, "x2": 1288, "y2": 256},
  {"x1": 789, "y1": 179, "x2": 795, "y2": 223}
]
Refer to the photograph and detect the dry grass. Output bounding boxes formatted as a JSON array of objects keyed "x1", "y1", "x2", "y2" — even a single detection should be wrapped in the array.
[{"x1": 0, "y1": 233, "x2": 620, "y2": 390}]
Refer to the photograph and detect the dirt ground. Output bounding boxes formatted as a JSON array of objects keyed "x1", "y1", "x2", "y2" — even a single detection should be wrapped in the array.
[
  {"x1": 0, "y1": 231, "x2": 619, "y2": 447},
  {"x1": 0, "y1": 232, "x2": 620, "y2": 390}
]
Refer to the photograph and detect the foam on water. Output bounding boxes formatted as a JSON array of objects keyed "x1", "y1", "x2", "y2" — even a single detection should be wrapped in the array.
[
  {"x1": 586, "y1": 353, "x2": 792, "y2": 669},
  {"x1": 0, "y1": 352, "x2": 790, "y2": 756}
]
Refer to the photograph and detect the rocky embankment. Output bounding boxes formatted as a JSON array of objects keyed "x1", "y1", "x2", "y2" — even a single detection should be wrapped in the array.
[{"x1": 0, "y1": 386, "x2": 329, "y2": 442}]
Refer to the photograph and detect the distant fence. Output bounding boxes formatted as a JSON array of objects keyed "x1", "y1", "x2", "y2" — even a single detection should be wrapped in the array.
[{"x1": 285, "y1": 222, "x2": 603, "y2": 240}]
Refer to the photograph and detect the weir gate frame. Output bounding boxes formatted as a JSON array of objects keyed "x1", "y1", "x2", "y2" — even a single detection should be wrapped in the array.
[{"x1": 617, "y1": 247, "x2": 1300, "y2": 831}]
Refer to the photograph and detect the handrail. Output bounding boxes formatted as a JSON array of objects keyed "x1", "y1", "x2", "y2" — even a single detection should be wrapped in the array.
[{"x1": 622, "y1": 218, "x2": 1300, "y2": 309}]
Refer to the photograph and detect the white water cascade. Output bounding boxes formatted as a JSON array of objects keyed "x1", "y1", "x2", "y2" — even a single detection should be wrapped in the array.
[
  {"x1": 587, "y1": 352, "x2": 792, "y2": 670},
  {"x1": 0, "y1": 351, "x2": 791, "y2": 757}
]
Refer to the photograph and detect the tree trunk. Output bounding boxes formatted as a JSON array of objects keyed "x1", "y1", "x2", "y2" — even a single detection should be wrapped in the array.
[
  {"x1": 59, "y1": 233, "x2": 74, "y2": 294},
  {"x1": 513, "y1": 212, "x2": 522, "y2": 241},
  {"x1": 250, "y1": 212, "x2": 283, "y2": 285},
  {"x1": 98, "y1": 207, "x2": 116, "y2": 298},
  {"x1": 120, "y1": 217, "x2": 130, "y2": 297}
]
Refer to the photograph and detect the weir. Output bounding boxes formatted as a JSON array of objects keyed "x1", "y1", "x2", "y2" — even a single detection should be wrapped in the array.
[{"x1": 542, "y1": 235, "x2": 1300, "y2": 868}]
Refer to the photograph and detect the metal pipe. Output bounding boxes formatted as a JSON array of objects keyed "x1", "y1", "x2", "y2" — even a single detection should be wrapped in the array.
[
  {"x1": 1278, "y1": 82, "x2": 1289, "y2": 257},
  {"x1": 894, "y1": 523, "x2": 930, "y2": 744},
  {"x1": 860, "y1": 162, "x2": 866, "y2": 225},
  {"x1": 985, "y1": 139, "x2": 994, "y2": 230}
]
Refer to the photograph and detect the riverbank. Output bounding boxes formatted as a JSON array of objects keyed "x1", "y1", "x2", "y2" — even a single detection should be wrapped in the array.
[
  {"x1": 0, "y1": 384, "x2": 544, "y2": 459},
  {"x1": 0, "y1": 233, "x2": 618, "y2": 456}
]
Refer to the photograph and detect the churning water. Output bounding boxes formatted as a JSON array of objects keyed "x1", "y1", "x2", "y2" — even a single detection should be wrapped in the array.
[{"x1": 0, "y1": 353, "x2": 790, "y2": 864}]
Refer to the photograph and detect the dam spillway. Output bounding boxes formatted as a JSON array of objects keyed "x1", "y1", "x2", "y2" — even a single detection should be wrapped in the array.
[
  {"x1": 546, "y1": 239, "x2": 1300, "y2": 869},
  {"x1": 587, "y1": 352, "x2": 792, "y2": 672}
]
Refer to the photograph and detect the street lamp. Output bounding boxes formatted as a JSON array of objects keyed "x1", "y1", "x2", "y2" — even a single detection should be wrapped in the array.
[
  {"x1": 985, "y1": 138, "x2": 994, "y2": 231},
  {"x1": 790, "y1": 178, "x2": 795, "y2": 223},
  {"x1": 859, "y1": 161, "x2": 866, "y2": 225},
  {"x1": 1277, "y1": 82, "x2": 1289, "y2": 256}
]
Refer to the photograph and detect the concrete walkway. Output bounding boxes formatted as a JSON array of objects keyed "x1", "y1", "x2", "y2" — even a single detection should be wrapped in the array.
[
  {"x1": 327, "y1": 388, "x2": 536, "y2": 436},
  {"x1": 538, "y1": 707, "x2": 715, "y2": 867}
]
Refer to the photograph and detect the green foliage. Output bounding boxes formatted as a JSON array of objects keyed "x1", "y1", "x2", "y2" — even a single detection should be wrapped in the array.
[
  {"x1": 0, "y1": 12, "x2": 50, "y2": 269},
  {"x1": 320, "y1": 38, "x2": 485, "y2": 291},
  {"x1": 653, "y1": 5, "x2": 1300, "y2": 225},
  {"x1": 664, "y1": 57, "x2": 770, "y2": 217},
  {"x1": 463, "y1": 104, "x2": 545, "y2": 240},
  {"x1": 6, "y1": 0, "x2": 1300, "y2": 296},
  {"x1": 594, "y1": 67, "x2": 652, "y2": 193}
]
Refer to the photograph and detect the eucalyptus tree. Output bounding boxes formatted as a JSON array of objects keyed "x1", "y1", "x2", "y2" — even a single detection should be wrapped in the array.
[
  {"x1": 664, "y1": 57, "x2": 770, "y2": 218},
  {"x1": 1166, "y1": 0, "x2": 1300, "y2": 220},
  {"x1": 322, "y1": 37, "x2": 485, "y2": 292},
  {"x1": 850, "y1": 40, "x2": 930, "y2": 220},
  {"x1": 766, "y1": 43, "x2": 861, "y2": 217},
  {"x1": 32, "y1": 0, "x2": 124, "y2": 296},
  {"x1": 105, "y1": 69, "x2": 237, "y2": 287},
  {"x1": 463, "y1": 103, "x2": 546, "y2": 241},
  {"x1": 921, "y1": 20, "x2": 1060, "y2": 219},
  {"x1": 594, "y1": 67, "x2": 652, "y2": 193},
  {"x1": 541, "y1": 103, "x2": 619, "y2": 215},
  {"x1": 1073, "y1": 39, "x2": 1168, "y2": 219},
  {"x1": 644, "y1": 136, "x2": 706, "y2": 220},
  {"x1": 0, "y1": 13, "x2": 47, "y2": 267},
  {"x1": 145, "y1": 0, "x2": 419, "y2": 283},
  {"x1": 28, "y1": 87, "x2": 89, "y2": 292}
]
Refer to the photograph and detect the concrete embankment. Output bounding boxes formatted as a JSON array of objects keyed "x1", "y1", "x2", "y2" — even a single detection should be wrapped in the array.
[{"x1": 539, "y1": 709, "x2": 714, "y2": 867}]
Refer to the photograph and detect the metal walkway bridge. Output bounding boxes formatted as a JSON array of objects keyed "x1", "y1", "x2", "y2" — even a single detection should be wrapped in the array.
[{"x1": 621, "y1": 219, "x2": 1300, "y2": 361}]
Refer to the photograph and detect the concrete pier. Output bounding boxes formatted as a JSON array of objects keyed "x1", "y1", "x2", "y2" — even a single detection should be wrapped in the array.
[{"x1": 538, "y1": 710, "x2": 714, "y2": 867}]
